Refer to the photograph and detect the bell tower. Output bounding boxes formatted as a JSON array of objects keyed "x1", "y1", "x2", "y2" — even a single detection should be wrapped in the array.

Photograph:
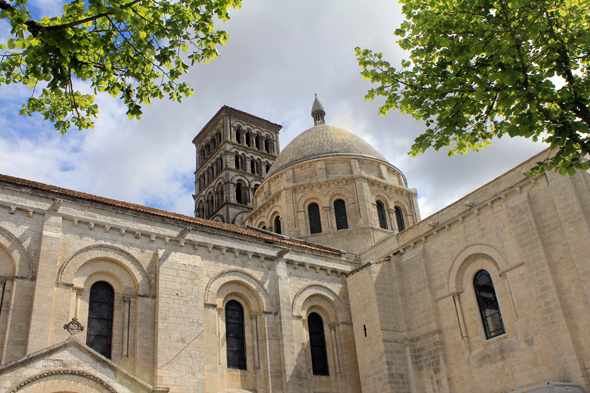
[{"x1": 193, "y1": 106, "x2": 282, "y2": 224}]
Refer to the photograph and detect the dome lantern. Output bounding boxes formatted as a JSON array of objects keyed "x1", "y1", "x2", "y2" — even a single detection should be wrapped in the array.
[{"x1": 311, "y1": 94, "x2": 326, "y2": 125}]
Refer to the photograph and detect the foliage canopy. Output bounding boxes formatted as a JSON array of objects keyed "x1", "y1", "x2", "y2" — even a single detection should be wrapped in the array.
[
  {"x1": 356, "y1": 0, "x2": 590, "y2": 175},
  {"x1": 0, "y1": 0, "x2": 241, "y2": 133}
]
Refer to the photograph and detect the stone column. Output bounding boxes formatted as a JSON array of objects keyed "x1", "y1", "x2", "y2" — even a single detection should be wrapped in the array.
[
  {"x1": 452, "y1": 293, "x2": 467, "y2": 338},
  {"x1": 323, "y1": 206, "x2": 333, "y2": 230},
  {"x1": 122, "y1": 295, "x2": 131, "y2": 357},
  {"x1": 275, "y1": 258, "x2": 304, "y2": 393},
  {"x1": 250, "y1": 312, "x2": 261, "y2": 369},
  {"x1": 73, "y1": 287, "x2": 84, "y2": 319},
  {"x1": 217, "y1": 306, "x2": 223, "y2": 365},
  {"x1": 227, "y1": 182, "x2": 236, "y2": 203},
  {"x1": 329, "y1": 323, "x2": 340, "y2": 374},
  {"x1": 28, "y1": 214, "x2": 62, "y2": 353},
  {"x1": 223, "y1": 114, "x2": 231, "y2": 141},
  {"x1": 388, "y1": 208, "x2": 396, "y2": 231}
]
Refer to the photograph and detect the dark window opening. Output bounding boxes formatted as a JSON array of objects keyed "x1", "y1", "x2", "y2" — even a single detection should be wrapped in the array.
[
  {"x1": 236, "y1": 183, "x2": 243, "y2": 204},
  {"x1": 226, "y1": 300, "x2": 246, "y2": 369},
  {"x1": 274, "y1": 216, "x2": 282, "y2": 235},
  {"x1": 334, "y1": 199, "x2": 348, "y2": 230},
  {"x1": 376, "y1": 201, "x2": 388, "y2": 230},
  {"x1": 87, "y1": 281, "x2": 114, "y2": 359},
  {"x1": 236, "y1": 128, "x2": 242, "y2": 143},
  {"x1": 308, "y1": 203, "x2": 322, "y2": 234},
  {"x1": 308, "y1": 313, "x2": 329, "y2": 376},
  {"x1": 395, "y1": 206, "x2": 405, "y2": 232},
  {"x1": 474, "y1": 270, "x2": 505, "y2": 339}
]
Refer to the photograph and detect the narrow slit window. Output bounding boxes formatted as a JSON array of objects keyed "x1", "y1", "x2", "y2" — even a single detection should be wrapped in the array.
[
  {"x1": 236, "y1": 183, "x2": 243, "y2": 204},
  {"x1": 474, "y1": 270, "x2": 505, "y2": 339},
  {"x1": 308, "y1": 203, "x2": 322, "y2": 234},
  {"x1": 87, "y1": 281, "x2": 114, "y2": 359},
  {"x1": 334, "y1": 199, "x2": 348, "y2": 230},
  {"x1": 226, "y1": 300, "x2": 246, "y2": 369},
  {"x1": 308, "y1": 313, "x2": 329, "y2": 376},
  {"x1": 376, "y1": 201, "x2": 388, "y2": 230},
  {"x1": 395, "y1": 206, "x2": 405, "y2": 232},
  {"x1": 274, "y1": 216, "x2": 282, "y2": 234}
]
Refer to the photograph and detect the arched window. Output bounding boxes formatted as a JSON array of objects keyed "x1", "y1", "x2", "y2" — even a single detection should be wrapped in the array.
[
  {"x1": 274, "y1": 216, "x2": 282, "y2": 235},
  {"x1": 308, "y1": 203, "x2": 322, "y2": 234},
  {"x1": 266, "y1": 163, "x2": 271, "y2": 173},
  {"x1": 334, "y1": 199, "x2": 348, "y2": 230},
  {"x1": 253, "y1": 184, "x2": 259, "y2": 194},
  {"x1": 308, "y1": 313, "x2": 329, "y2": 376},
  {"x1": 246, "y1": 131, "x2": 252, "y2": 147},
  {"x1": 474, "y1": 270, "x2": 505, "y2": 339},
  {"x1": 225, "y1": 300, "x2": 246, "y2": 370},
  {"x1": 264, "y1": 138, "x2": 270, "y2": 152},
  {"x1": 236, "y1": 183, "x2": 243, "y2": 204},
  {"x1": 250, "y1": 160, "x2": 255, "y2": 174},
  {"x1": 256, "y1": 135, "x2": 262, "y2": 150},
  {"x1": 395, "y1": 206, "x2": 405, "y2": 232},
  {"x1": 87, "y1": 281, "x2": 114, "y2": 359},
  {"x1": 236, "y1": 127, "x2": 242, "y2": 143},
  {"x1": 376, "y1": 200, "x2": 388, "y2": 230},
  {"x1": 234, "y1": 154, "x2": 240, "y2": 170}
]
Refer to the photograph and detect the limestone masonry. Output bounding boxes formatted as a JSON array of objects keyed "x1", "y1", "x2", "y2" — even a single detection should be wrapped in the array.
[{"x1": 0, "y1": 98, "x2": 589, "y2": 393}]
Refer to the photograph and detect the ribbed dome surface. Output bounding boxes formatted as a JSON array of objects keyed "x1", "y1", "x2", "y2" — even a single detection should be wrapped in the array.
[{"x1": 267, "y1": 125, "x2": 389, "y2": 176}]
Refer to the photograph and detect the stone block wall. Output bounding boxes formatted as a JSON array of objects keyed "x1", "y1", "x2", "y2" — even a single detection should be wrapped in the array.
[{"x1": 351, "y1": 153, "x2": 590, "y2": 393}]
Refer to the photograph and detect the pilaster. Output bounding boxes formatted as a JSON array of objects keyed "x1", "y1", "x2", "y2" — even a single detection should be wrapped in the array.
[{"x1": 27, "y1": 213, "x2": 62, "y2": 353}]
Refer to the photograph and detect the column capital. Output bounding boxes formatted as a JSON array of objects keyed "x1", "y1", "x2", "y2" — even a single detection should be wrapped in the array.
[
  {"x1": 73, "y1": 287, "x2": 84, "y2": 297},
  {"x1": 122, "y1": 295, "x2": 135, "y2": 303}
]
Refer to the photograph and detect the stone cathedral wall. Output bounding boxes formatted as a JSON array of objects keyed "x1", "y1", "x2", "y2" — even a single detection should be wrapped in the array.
[
  {"x1": 0, "y1": 177, "x2": 361, "y2": 393},
  {"x1": 349, "y1": 151, "x2": 590, "y2": 393}
]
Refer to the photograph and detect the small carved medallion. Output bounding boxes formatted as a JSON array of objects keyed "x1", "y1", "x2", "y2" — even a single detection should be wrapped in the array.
[{"x1": 63, "y1": 317, "x2": 84, "y2": 335}]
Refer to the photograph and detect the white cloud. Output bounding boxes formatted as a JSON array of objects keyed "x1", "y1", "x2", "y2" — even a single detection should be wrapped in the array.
[{"x1": 0, "y1": 0, "x2": 547, "y2": 220}]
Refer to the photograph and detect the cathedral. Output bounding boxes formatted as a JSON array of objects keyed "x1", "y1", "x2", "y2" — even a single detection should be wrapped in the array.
[{"x1": 0, "y1": 98, "x2": 589, "y2": 393}]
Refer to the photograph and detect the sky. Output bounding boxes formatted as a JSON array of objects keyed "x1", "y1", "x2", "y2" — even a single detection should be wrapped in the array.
[{"x1": 0, "y1": 0, "x2": 548, "y2": 220}]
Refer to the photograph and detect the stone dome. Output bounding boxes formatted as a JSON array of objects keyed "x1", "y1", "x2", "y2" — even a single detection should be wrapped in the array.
[{"x1": 267, "y1": 124, "x2": 389, "y2": 176}]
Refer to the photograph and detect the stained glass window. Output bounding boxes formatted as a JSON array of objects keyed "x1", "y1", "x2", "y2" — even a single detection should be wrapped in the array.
[
  {"x1": 226, "y1": 300, "x2": 246, "y2": 369},
  {"x1": 376, "y1": 201, "x2": 388, "y2": 230},
  {"x1": 395, "y1": 206, "x2": 405, "y2": 232},
  {"x1": 334, "y1": 199, "x2": 348, "y2": 230},
  {"x1": 87, "y1": 281, "x2": 114, "y2": 359},
  {"x1": 308, "y1": 203, "x2": 322, "y2": 234},
  {"x1": 474, "y1": 270, "x2": 505, "y2": 339},
  {"x1": 308, "y1": 313, "x2": 329, "y2": 376}
]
